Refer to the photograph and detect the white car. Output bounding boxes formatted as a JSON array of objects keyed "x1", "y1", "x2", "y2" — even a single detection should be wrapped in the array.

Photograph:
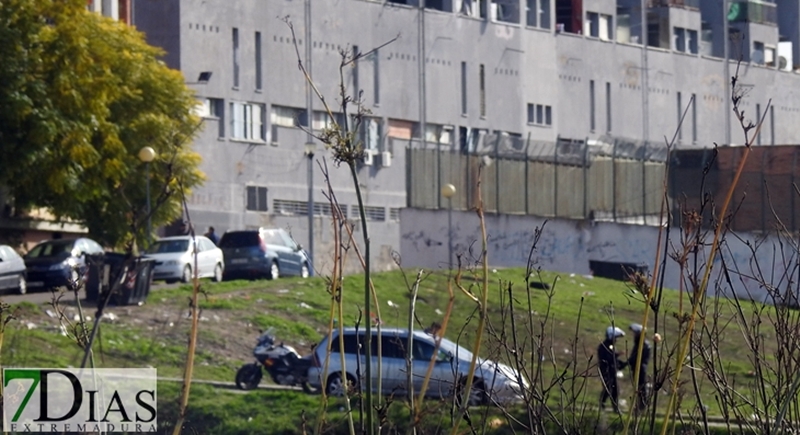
[{"x1": 145, "y1": 236, "x2": 224, "y2": 283}]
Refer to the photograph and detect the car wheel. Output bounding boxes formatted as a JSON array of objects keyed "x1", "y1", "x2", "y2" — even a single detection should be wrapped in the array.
[
  {"x1": 181, "y1": 265, "x2": 192, "y2": 283},
  {"x1": 17, "y1": 275, "x2": 27, "y2": 295},
  {"x1": 465, "y1": 379, "x2": 488, "y2": 407},
  {"x1": 268, "y1": 261, "x2": 280, "y2": 280},
  {"x1": 300, "y1": 263, "x2": 310, "y2": 279},
  {"x1": 213, "y1": 263, "x2": 223, "y2": 283},
  {"x1": 326, "y1": 372, "x2": 356, "y2": 397}
]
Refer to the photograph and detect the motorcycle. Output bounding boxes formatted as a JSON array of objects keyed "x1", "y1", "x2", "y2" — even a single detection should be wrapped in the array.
[{"x1": 234, "y1": 328, "x2": 321, "y2": 394}]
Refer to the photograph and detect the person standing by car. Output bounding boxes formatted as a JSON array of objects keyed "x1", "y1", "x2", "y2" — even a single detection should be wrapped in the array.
[
  {"x1": 204, "y1": 226, "x2": 219, "y2": 245},
  {"x1": 598, "y1": 325, "x2": 627, "y2": 413},
  {"x1": 627, "y1": 323, "x2": 652, "y2": 412}
]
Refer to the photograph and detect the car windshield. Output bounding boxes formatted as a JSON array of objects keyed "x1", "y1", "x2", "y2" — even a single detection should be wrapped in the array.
[
  {"x1": 25, "y1": 240, "x2": 75, "y2": 258},
  {"x1": 218, "y1": 232, "x2": 260, "y2": 248},
  {"x1": 148, "y1": 240, "x2": 190, "y2": 254}
]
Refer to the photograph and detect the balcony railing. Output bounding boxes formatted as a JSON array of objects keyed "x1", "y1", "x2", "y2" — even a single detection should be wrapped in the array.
[
  {"x1": 728, "y1": 0, "x2": 777, "y2": 26},
  {"x1": 648, "y1": 0, "x2": 700, "y2": 9}
]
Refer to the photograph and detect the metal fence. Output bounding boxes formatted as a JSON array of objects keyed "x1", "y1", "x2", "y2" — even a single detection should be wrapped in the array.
[{"x1": 404, "y1": 135, "x2": 668, "y2": 224}]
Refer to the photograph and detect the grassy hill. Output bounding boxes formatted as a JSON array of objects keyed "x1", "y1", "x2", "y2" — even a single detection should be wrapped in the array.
[{"x1": 0, "y1": 266, "x2": 785, "y2": 434}]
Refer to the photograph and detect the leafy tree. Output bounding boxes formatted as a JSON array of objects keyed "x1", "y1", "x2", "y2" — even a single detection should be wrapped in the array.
[{"x1": 0, "y1": 0, "x2": 204, "y2": 248}]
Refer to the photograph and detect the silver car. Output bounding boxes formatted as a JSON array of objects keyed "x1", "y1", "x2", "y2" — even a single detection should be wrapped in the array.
[
  {"x1": 0, "y1": 245, "x2": 27, "y2": 294},
  {"x1": 307, "y1": 328, "x2": 527, "y2": 406},
  {"x1": 145, "y1": 236, "x2": 224, "y2": 283}
]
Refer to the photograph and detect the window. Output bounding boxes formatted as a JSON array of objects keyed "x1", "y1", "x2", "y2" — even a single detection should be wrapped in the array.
[
  {"x1": 373, "y1": 49, "x2": 380, "y2": 106},
  {"x1": 754, "y1": 41, "x2": 765, "y2": 65},
  {"x1": 599, "y1": 14, "x2": 611, "y2": 40},
  {"x1": 230, "y1": 102, "x2": 265, "y2": 141},
  {"x1": 491, "y1": 0, "x2": 519, "y2": 23},
  {"x1": 352, "y1": 45, "x2": 359, "y2": 97},
  {"x1": 197, "y1": 98, "x2": 225, "y2": 138},
  {"x1": 677, "y1": 92, "x2": 682, "y2": 141},
  {"x1": 479, "y1": 64, "x2": 486, "y2": 118},
  {"x1": 424, "y1": 124, "x2": 453, "y2": 144},
  {"x1": 539, "y1": 0, "x2": 550, "y2": 28},
  {"x1": 246, "y1": 186, "x2": 268, "y2": 212},
  {"x1": 526, "y1": 0, "x2": 536, "y2": 26},
  {"x1": 389, "y1": 208, "x2": 400, "y2": 221},
  {"x1": 270, "y1": 105, "x2": 301, "y2": 143},
  {"x1": 691, "y1": 93, "x2": 697, "y2": 143},
  {"x1": 687, "y1": 29, "x2": 698, "y2": 54},
  {"x1": 360, "y1": 117, "x2": 383, "y2": 151},
  {"x1": 528, "y1": 104, "x2": 552, "y2": 126},
  {"x1": 312, "y1": 111, "x2": 344, "y2": 131},
  {"x1": 255, "y1": 32, "x2": 262, "y2": 90},
  {"x1": 674, "y1": 27, "x2": 686, "y2": 52},
  {"x1": 605, "y1": 82, "x2": 611, "y2": 133},
  {"x1": 461, "y1": 62, "x2": 468, "y2": 116},
  {"x1": 586, "y1": 12, "x2": 599, "y2": 37},
  {"x1": 589, "y1": 80, "x2": 595, "y2": 132},
  {"x1": 756, "y1": 104, "x2": 762, "y2": 145},
  {"x1": 331, "y1": 333, "x2": 363, "y2": 355},
  {"x1": 770, "y1": 106, "x2": 775, "y2": 145},
  {"x1": 233, "y1": 28, "x2": 239, "y2": 88},
  {"x1": 459, "y1": 0, "x2": 484, "y2": 18}
]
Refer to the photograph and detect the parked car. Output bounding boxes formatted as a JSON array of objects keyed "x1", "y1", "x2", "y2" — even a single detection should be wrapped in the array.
[
  {"x1": 218, "y1": 228, "x2": 310, "y2": 280},
  {"x1": 23, "y1": 238, "x2": 105, "y2": 291},
  {"x1": 0, "y1": 245, "x2": 27, "y2": 294},
  {"x1": 307, "y1": 328, "x2": 527, "y2": 406},
  {"x1": 144, "y1": 236, "x2": 224, "y2": 284}
]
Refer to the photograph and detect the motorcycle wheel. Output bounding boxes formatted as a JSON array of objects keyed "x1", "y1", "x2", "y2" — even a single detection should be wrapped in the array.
[
  {"x1": 235, "y1": 364, "x2": 262, "y2": 390},
  {"x1": 301, "y1": 380, "x2": 322, "y2": 395}
]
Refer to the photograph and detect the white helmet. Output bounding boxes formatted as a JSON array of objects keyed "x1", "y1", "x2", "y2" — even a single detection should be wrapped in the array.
[{"x1": 606, "y1": 326, "x2": 625, "y2": 340}]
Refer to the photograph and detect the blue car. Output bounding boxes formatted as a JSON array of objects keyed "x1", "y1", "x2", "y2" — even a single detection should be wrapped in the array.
[
  {"x1": 24, "y1": 238, "x2": 105, "y2": 291},
  {"x1": 218, "y1": 228, "x2": 310, "y2": 280}
]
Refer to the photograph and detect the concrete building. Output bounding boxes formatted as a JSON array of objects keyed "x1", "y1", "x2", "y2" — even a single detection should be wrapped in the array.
[{"x1": 133, "y1": 0, "x2": 800, "y2": 273}]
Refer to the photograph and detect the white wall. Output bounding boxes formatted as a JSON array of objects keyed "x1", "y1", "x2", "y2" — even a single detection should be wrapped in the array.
[{"x1": 400, "y1": 208, "x2": 795, "y2": 303}]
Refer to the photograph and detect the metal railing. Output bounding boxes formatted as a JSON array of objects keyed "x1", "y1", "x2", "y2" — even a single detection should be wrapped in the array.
[
  {"x1": 728, "y1": 0, "x2": 777, "y2": 26},
  {"x1": 648, "y1": 0, "x2": 701, "y2": 9}
]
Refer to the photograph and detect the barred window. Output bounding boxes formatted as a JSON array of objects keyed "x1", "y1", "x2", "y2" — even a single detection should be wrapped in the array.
[{"x1": 246, "y1": 186, "x2": 268, "y2": 212}]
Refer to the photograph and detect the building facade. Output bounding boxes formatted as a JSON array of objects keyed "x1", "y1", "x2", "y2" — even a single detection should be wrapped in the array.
[{"x1": 133, "y1": 0, "x2": 800, "y2": 272}]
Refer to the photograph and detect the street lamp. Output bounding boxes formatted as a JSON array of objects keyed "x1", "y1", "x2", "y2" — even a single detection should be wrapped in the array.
[
  {"x1": 441, "y1": 183, "x2": 456, "y2": 270},
  {"x1": 138, "y1": 146, "x2": 156, "y2": 246},
  {"x1": 304, "y1": 142, "x2": 315, "y2": 277}
]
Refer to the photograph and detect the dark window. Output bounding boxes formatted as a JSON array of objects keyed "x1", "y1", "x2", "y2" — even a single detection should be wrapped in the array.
[
  {"x1": 246, "y1": 186, "x2": 268, "y2": 212},
  {"x1": 373, "y1": 50, "x2": 380, "y2": 105},
  {"x1": 479, "y1": 64, "x2": 486, "y2": 118},
  {"x1": 217, "y1": 231, "x2": 260, "y2": 248},
  {"x1": 527, "y1": 103, "x2": 534, "y2": 123},
  {"x1": 677, "y1": 92, "x2": 682, "y2": 141},
  {"x1": 413, "y1": 340, "x2": 436, "y2": 360},
  {"x1": 331, "y1": 333, "x2": 364, "y2": 355},
  {"x1": 589, "y1": 80, "x2": 595, "y2": 131},
  {"x1": 233, "y1": 28, "x2": 240, "y2": 88},
  {"x1": 255, "y1": 32, "x2": 262, "y2": 90},
  {"x1": 691, "y1": 93, "x2": 697, "y2": 143},
  {"x1": 605, "y1": 82, "x2": 611, "y2": 133},
  {"x1": 380, "y1": 334, "x2": 406, "y2": 359},
  {"x1": 461, "y1": 62, "x2": 468, "y2": 115},
  {"x1": 756, "y1": 103, "x2": 762, "y2": 145}
]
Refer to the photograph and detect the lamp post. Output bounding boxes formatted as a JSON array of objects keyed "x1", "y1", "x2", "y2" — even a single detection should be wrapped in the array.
[
  {"x1": 138, "y1": 146, "x2": 156, "y2": 246},
  {"x1": 304, "y1": 142, "x2": 315, "y2": 277},
  {"x1": 441, "y1": 183, "x2": 456, "y2": 270}
]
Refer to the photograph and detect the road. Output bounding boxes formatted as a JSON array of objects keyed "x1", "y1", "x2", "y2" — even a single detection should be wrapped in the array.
[{"x1": 0, "y1": 281, "x2": 179, "y2": 306}]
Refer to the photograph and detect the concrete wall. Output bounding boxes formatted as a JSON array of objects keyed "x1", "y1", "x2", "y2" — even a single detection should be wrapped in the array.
[{"x1": 400, "y1": 207, "x2": 793, "y2": 302}]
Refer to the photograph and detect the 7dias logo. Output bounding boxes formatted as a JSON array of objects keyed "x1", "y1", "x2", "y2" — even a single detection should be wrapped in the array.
[{"x1": 3, "y1": 368, "x2": 157, "y2": 433}]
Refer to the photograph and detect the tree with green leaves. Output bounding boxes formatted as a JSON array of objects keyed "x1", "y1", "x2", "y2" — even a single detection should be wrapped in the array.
[{"x1": 0, "y1": 0, "x2": 204, "y2": 249}]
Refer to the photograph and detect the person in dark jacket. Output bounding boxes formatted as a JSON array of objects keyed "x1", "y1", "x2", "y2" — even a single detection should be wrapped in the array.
[
  {"x1": 627, "y1": 323, "x2": 652, "y2": 412},
  {"x1": 598, "y1": 325, "x2": 627, "y2": 413}
]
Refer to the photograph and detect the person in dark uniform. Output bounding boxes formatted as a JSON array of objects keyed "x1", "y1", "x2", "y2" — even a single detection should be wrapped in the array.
[
  {"x1": 598, "y1": 325, "x2": 627, "y2": 413},
  {"x1": 627, "y1": 323, "x2": 652, "y2": 412}
]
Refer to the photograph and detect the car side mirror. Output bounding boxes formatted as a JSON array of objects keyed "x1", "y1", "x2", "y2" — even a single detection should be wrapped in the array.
[{"x1": 295, "y1": 244, "x2": 303, "y2": 252}]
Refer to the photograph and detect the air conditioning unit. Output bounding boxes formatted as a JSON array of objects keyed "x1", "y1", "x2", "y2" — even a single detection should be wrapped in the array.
[
  {"x1": 363, "y1": 149, "x2": 374, "y2": 166},
  {"x1": 381, "y1": 151, "x2": 392, "y2": 168}
]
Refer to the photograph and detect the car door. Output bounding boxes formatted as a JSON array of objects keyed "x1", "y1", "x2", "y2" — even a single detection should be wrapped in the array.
[
  {"x1": 375, "y1": 332, "x2": 408, "y2": 396},
  {"x1": 278, "y1": 230, "x2": 304, "y2": 271},
  {"x1": 0, "y1": 246, "x2": 11, "y2": 290},
  {"x1": 412, "y1": 337, "x2": 452, "y2": 398},
  {"x1": 197, "y1": 238, "x2": 215, "y2": 277},
  {"x1": 262, "y1": 230, "x2": 298, "y2": 275}
]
